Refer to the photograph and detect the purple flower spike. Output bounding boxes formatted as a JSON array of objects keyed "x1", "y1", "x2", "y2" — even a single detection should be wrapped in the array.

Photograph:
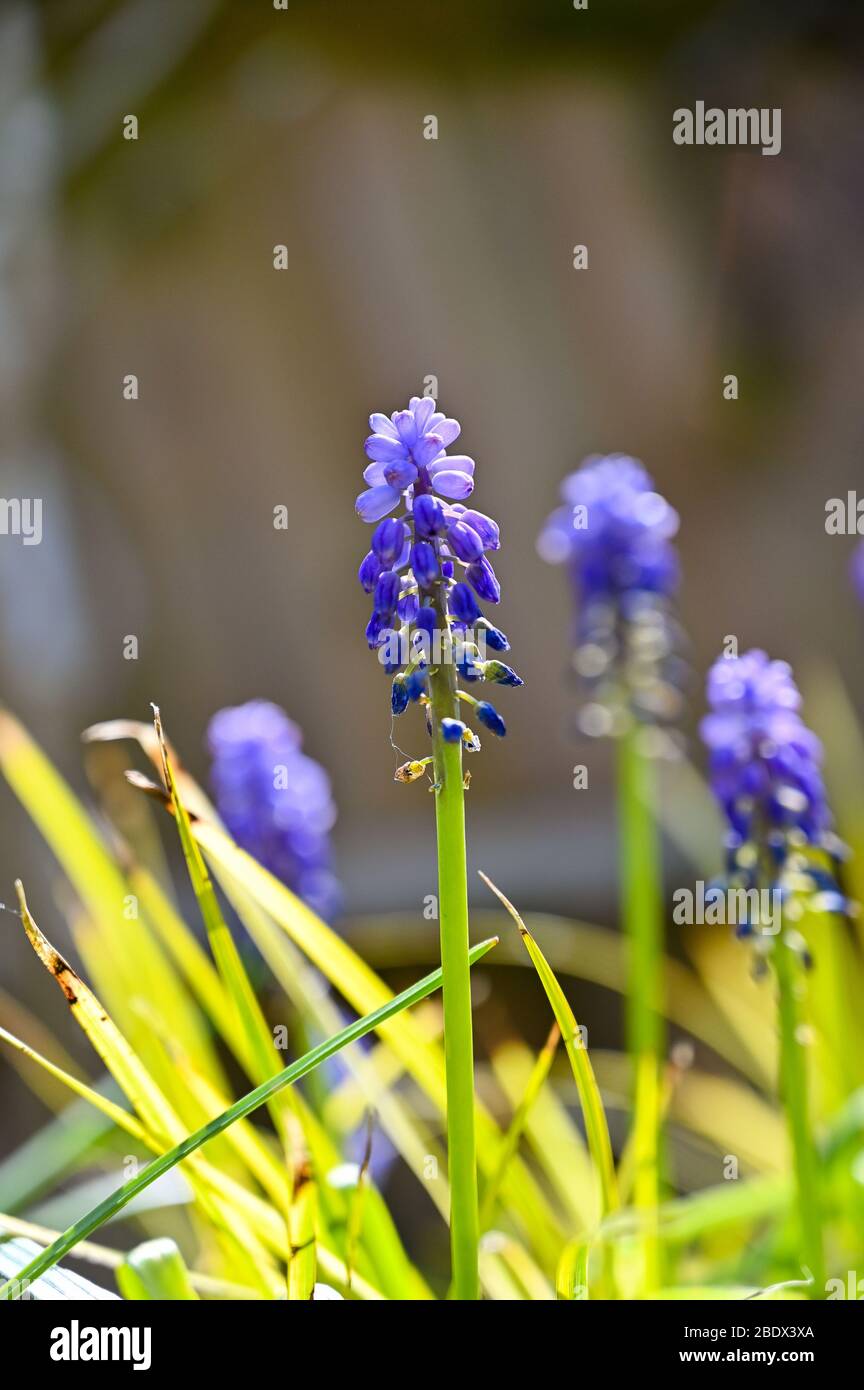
[
  {"x1": 208, "y1": 701, "x2": 342, "y2": 921},
  {"x1": 540, "y1": 454, "x2": 679, "y2": 584},
  {"x1": 701, "y1": 650, "x2": 828, "y2": 842},
  {"x1": 539, "y1": 453, "x2": 684, "y2": 731},
  {"x1": 355, "y1": 395, "x2": 519, "y2": 762},
  {"x1": 699, "y1": 650, "x2": 848, "y2": 952}
]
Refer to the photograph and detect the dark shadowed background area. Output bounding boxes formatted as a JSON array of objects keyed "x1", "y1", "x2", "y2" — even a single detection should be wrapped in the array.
[{"x1": 2, "y1": 0, "x2": 864, "y2": 1158}]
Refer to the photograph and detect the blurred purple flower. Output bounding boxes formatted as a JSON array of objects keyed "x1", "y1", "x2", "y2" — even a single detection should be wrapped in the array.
[
  {"x1": 700, "y1": 650, "x2": 848, "y2": 947},
  {"x1": 701, "y1": 650, "x2": 830, "y2": 842},
  {"x1": 539, "y1": 454, "x2": 684, "y2": 732},
  {"x1": 208, "y1": 700, "x2": 342, "y2": 921},
  {"x1": 538, "y1": 454, "x2": 679, "y2": 596}
]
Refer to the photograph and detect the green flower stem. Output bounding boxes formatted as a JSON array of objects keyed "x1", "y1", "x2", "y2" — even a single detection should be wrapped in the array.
[
  {"x1": 773, "y1": 931, "x2": 825, "y2": 1296},
  {"x1": 616, "y1": 727, "x2": 663, "y2": 1290},
  {"x1": 428, "y1": 610, "x2": 480, "y2": 1301}
]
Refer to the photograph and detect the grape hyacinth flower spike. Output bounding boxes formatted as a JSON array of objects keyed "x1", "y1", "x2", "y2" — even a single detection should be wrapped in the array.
[
  {"x1": 208, "y1": 700, "x2": 342, "y2": 922},
  {"x1": 356, "y1": 395, "x2": 522, "y2": 1299},
  {"x1": 538, "y1": 453, "x2": 684, "y2": 737},
  {"x1": 538, "y1": 453, "x2": 684, "y2": 1291},
  {"x1": 356, "y1": 395, "x2": 522, "y2": 772},
  {"x1": 700, "y1": 648, "x2": 850, "y2": 1293},
  {"x1": 700, "y1": 649, "x2": 849, "y2": 957}
]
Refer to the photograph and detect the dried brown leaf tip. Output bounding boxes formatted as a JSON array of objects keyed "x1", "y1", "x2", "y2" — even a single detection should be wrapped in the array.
[
  {"x1": 14, "y1": 880, "x2": 80, "y2": 1005},
  {"x1": 124, "y1": 768, "x2": 175, "y2": 810},
  {"x1": 477, "y1": 870, "x2": 529, "y2": 936},
  {"x1": 150, "y1": 703, "x2": 172, "y2": 792}
]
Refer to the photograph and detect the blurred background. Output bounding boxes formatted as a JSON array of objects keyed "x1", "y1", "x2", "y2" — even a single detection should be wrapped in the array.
[{"x1": 2, "y1": 0, "x2": 864, "y2": 1175}]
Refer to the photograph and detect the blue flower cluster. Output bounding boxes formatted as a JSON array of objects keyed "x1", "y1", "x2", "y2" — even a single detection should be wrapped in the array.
[
  {"x1": 538, "y1": 455, "x2": 684, "y2": 733},
  {"x1": 208, "y1": 700, "x2": 342, "y2": 921},
  {"x1": 356, "y1": 396, "x2": 521, "y2": 761},
  {"x1": 701, "y1": 649, "x2": 848, "y2": 951}
]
